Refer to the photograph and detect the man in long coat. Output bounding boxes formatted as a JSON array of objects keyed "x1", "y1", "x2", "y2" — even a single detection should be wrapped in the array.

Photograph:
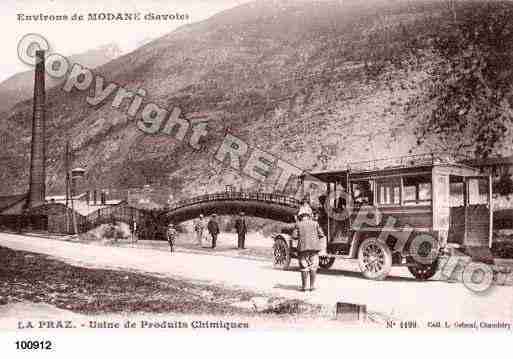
[
  {"x1": 207, "y1": 214, "x2": 220, "y2": 249},
  {"x1": 295, "y1": 209, "x2": 325, "y2": 291},
  {"x1": 234, "y1": 212, "x2": 247, "y2": 249}
]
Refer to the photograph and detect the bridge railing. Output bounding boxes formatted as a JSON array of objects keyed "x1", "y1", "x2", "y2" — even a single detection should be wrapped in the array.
[
  {"x1": 79, "y1": 192, "x2": 300, "y2": 232},
  {"x1": 167, "y1": 191, "x2": 300, "y2": 212},
  {"x1": 84, "y1": 201, "x2": 144, "y2": 227}
]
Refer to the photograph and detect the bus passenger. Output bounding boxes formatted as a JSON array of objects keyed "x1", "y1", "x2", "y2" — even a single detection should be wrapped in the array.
[{"x1": 298, "y1": 196, "x2": 313, "y2": 217}]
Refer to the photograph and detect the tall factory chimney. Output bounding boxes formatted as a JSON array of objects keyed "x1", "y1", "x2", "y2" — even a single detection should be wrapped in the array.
[{"x1": 27, "y1": 50, "x2": 46, "y2": 208}]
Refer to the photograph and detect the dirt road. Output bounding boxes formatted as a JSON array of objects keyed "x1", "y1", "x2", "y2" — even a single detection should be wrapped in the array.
[{"x1": 1, "y1": 232, "x2": 512, "y2": 324}]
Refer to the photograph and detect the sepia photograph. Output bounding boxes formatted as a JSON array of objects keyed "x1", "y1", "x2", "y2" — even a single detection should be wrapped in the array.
[{"x1": 0, "y1": 0, "x2": 512, "y2": 356}]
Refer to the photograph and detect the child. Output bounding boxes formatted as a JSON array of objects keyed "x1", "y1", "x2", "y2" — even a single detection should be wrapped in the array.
[{"x1": 167, "y1": 223, "x2": 177, "y2": 253}]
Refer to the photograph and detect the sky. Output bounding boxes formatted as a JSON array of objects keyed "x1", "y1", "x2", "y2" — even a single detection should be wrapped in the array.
[{"x1": 0, "y1": 0, "x2": 253, "y2": 82}]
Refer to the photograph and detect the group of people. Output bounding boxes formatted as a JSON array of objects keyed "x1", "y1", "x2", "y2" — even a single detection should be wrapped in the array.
[
  {"x1": 165, "y1": 198, "x2": 323, "y2": 293},
  {"x1": 192, "y1": 212, "x2": 247, "y2": 249},
  {"x1": 193, "y1": 214, "x2": 220, "y2": 249},
  {"x1": 165, "y1": 212, "x2": 248, "y2": 253}
]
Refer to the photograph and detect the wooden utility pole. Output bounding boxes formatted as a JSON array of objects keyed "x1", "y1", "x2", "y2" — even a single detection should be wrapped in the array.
[
  {"x1": 446, "y1": 0, "x2": 457, "y2": 22},
  {"x1": 71, "y1": 179, "x2": 78, "y2": 235},
  {"x1": 65, "y1": 141, "x2": 78, "y2": 234},
  {"x1": 65, "y1": 141, "x2": 70, "y2": 233}
]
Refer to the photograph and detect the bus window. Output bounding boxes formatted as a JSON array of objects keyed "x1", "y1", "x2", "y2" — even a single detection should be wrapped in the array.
[
  {"x1": 468, "y1": 177, "x2": 488, "y2": 205},
  {"x1": 403, "y1": 174, "x2": 432, "y2": 206},
  {"x1": 352, "y1": 180, "x2": 373, "y2": 206},
  {"x1": 449, "y1": 176, "x2": 464, "y2": 207},
  {"x1": 376, "y1": 178, "x2": 401, "y2": 205}
]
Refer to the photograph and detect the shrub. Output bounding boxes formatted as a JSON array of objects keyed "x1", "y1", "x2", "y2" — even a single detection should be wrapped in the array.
[
  {"x1": 175, "y1": 223, "x2": 187, "y2": 234},
  {"x1": 78, "y1": 232, "x2": 98, "y2": 242},
  {"x1": 115, "y1": 227, "x2": 127, "y2": 239},
  {"x1": 261, "y1": 221, "x2": 286, "y2": 238},
  {"x1": 102, "y1": 224, "x2": 116, "y2": 239},
  {"x1": 494, "y1": 173, "x2": 513, "y2": 197}
]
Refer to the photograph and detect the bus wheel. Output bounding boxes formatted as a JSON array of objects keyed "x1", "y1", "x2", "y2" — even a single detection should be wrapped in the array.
[
  {"x1": 319, "y1": 256, "x2": 335, "y2": 269},
  {"x1": 408, "y1": 260, "x2": 439, "y2": 280},
  {"x1": 358, "y1": 238, "x2": 392, "y2": 280},
  {"x1": 273, "y1": 237, "x2": 291, "y2": 270}
]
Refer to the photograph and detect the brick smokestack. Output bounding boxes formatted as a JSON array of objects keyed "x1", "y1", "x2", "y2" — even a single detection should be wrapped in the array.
[{"x1": 27, "y1": 50, "x2": 46, "y2": 208}]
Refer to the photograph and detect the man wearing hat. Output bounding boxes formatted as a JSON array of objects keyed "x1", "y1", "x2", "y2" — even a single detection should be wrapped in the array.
[
  {"x1": 207, "y1": 213, "x2": 220, "y2": 249},
  {"x1": 234, "y1": 212, "x2": 247, "y2": 249},
  {"x1": 295, "y1": 207, "x2": 325, "y2": 291}
]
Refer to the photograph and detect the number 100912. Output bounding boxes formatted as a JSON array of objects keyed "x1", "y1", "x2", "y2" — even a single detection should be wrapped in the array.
[{"x1": 15, "y1": 340, "x2": 52, "y2": 350}]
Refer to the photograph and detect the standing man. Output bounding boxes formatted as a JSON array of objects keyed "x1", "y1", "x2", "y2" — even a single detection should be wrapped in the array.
[
  {"x1": 207, "y1": 213, "x2": 220, "y2": 249},
  {"x1": 133, "y1": 221, "x2": 138, "y2": 243},
  {"x1": 295, "y1": 208, "x2": 325, "y2": 291},
  {"x1": 129, "y1": 219, "x2": 138, "y2": 243},
  {"x1": 17, "y1": 209, "x2": 25, "y2": 233},
  {"x1": 234, "y1": 212, "x2": 247, "y2": 249},
  {"x1": 167, "y1": 223, "x2": 177, "y2": 253}
]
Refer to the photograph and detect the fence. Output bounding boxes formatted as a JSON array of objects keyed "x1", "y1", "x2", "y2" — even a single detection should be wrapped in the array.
[
  {"x1": 0, "y1": 214, "x2": 48, "y2": 232},
  {"x1": 84, "y1": 201, "x2": 143, "y2": 230}
]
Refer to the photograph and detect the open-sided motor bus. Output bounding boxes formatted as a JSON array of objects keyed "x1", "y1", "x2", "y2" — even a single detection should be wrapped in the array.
[{"x1": 272, "y1": 154, "x2": 494, "y2": 280}]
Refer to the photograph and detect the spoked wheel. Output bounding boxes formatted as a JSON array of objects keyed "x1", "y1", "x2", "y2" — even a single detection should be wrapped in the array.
[
  {"x1": 408, "y1": 259, "x2": 439, "y2": 280},
  {"x1": 318, "y1": 256, "x2": 335, "y2": 269},
  {"x1": 358, "y1": 238, "x2": 392, "y2": 280},
  {"x1": 273, "y1": 237, "x2": 291, "y2": 270}
]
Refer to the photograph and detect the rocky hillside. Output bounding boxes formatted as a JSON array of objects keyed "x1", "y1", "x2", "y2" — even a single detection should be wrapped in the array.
[
  {"x1": 1, "y1": 0, "x2": 511, "y2": 199},
  {"x1": 0, "y1": 43, "x2": 122, "y2": 115}
]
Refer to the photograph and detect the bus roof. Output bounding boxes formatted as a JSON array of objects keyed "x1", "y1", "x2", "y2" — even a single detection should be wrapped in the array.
[{"x1": 304, "y1": 153, "x2": 480, "y2": 182}]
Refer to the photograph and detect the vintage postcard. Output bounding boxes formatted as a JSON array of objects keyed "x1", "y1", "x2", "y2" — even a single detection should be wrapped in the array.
[{"x1": 1, "y1": 0, "x2": 513, "y2": 355}]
